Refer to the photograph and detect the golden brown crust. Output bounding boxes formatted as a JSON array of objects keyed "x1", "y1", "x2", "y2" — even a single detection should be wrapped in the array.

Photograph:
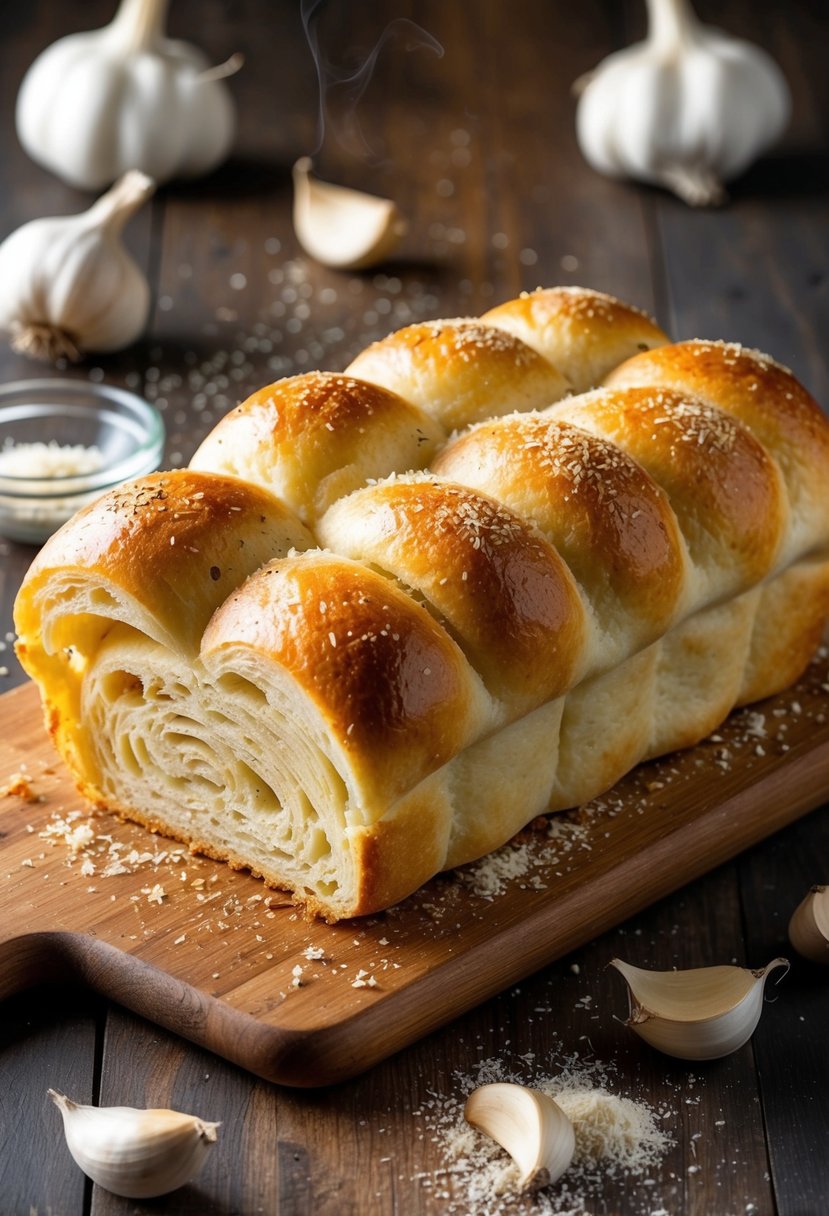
[
  {"x1": 604, "y1": 340, "x2": 829, "y2": 557},
  {"x1": 552, "y1": 386, "x2": 787, "y2": 599},
  {"x1": 434, "y1": 413, "x2": 687, "y2": 659},
  {"x1": 346, "y1": 318, "x2": 570, "y2": 430},
  {"x1": 189, "y1": 372, "x2": 445, "y2": 526},
  {"x1": 482, "y1": 286, "x2": 669, "y2": 393},
  {"x1": 201, "y1": 551, "x2": 491, "y2": 808},
  {"x1": 317, "y1": 477, "x2": 587, "y2": 712},
  {"x1": 15, "y1": 470, "x2": 314, "y2": 657}
]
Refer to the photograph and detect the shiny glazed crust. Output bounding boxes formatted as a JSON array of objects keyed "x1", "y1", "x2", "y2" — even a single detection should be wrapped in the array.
[{"x1": 14, "y1": 287, "x2": 829, "y2": 919}]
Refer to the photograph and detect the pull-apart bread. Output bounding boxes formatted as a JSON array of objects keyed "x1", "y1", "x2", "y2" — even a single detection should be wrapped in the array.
[{"x1": 14, "y1": 287, "x2": 829, "y2": 919}]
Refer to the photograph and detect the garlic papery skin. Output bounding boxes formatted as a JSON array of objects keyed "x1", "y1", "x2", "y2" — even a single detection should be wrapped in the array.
[
  {"x1": 464, "y1": 1082, "x2": 575, "y2": 1192},
  {"x1": 292, "y1": 158, "x2": 408, "y2": 271},
  {"x1": 0, "y1": 171, "x2": 155, "y2": 364},
  {"x1": 611, "y1": 957, "x2": 789, "y2": 1060},
  {"x1": 575, "y1": 0, "x2": 791, "y2": 206},
  {"x1": 48, "y1": 1089, "x2": 220, "y2": 1199},
  {"x1": 15, "y1": 0, "x2": 238, "y2": 190},
  {"x1": 788, "y1": 885, "x2": 829, "y2": 965}
]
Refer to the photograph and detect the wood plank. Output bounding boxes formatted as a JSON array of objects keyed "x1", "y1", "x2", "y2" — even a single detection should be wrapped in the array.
[
  {"x1": 646, "y1": 6, "x2": 829, "y2": 1211},
  {"x1": 88, "y1": 1006, "x2": 260, "y2": 1216},
  {"x1": 78, "y1": 850, "x2": 793, "y2": 1215},
  {"x1": 555, "y1": 865, "x2": 778, "y2": 1216},
  {"x1": 0, "y1": 985, "x2": 100, "y2": 1216},
  {"x1": 2, "y1": 642, "x2": 828, "y2": 1088},
  {"x1": 738, "y1": 807, "x2": 829, "y2": 1215}
]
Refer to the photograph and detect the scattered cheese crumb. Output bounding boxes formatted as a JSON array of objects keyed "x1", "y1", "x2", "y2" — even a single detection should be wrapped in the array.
[
  {"x1": 351, "y1": 969, "x2": 378, "y2": 989},
  {"x1": 421, "y1": 1052, "x2": 674, "y2": 1214}
]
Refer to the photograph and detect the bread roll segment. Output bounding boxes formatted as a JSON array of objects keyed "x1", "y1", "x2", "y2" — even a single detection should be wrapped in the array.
[
  {"x1": 317, "y1": 476, "x2": 587, "y2": 713},
  {"x1": 346, "y1": 317, "x2": 571, "y2": 429},
  {"x1": 14, "y1": 286, "x2": 829, "y2": 919},
  {"x1": 432, "y1": 413, "x2": 688, "y2": 672},
  {"x1": 189, "y1": 371, "x2": 444, "y2": 527},
  {"x1": 482, "y1": 285, "x2": 669, "y2": 392}
]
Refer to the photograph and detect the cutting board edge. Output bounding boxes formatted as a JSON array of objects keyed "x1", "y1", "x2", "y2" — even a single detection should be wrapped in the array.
[
  {"x1": 243, "y1": 758, "x2": 829, "y2": 1087},
  {"x1": 5, "y1": 743, "x2": 825, "y2": 1089}
]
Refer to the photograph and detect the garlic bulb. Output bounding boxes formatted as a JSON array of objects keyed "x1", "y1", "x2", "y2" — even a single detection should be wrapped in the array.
[
  {"x1": 0, "y1": 171, "x2": 154, "y2": 363},
  {"x1": 464, "y1": 1082, "x2": 575, "y2": 1192},
  {"x1": 611, "y1": 957, "x2": 789, "y2": 1059},
  {"x1": 292, "y1": 157, "x2": 407, "y2": 271},
  {"x1": 575, "y1": 0, "x2": 791, "y2": 206},
  {"x1": 49, "y1": 1089, "x2": 220, "y2": 1199},
  {"x1": 16, "y1": 0, "x2": 239, "y2": 190},
  {"x1": 788, "y1": 885, "x2": 829, "y2": 965}
]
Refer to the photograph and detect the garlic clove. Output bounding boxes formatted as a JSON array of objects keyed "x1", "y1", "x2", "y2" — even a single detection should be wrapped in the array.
[
  {"x1": 788, "y1": 885, "x2": 829, "y2": 965},
  {"x1": 48, "y1": 1089, "x2": 220, "y2": 1199},
  {"x1": 464, "y1": 1082, "x2": 575, "y2": 1192},
  {"x1": 292, "y1": 157, "x2": 407, "y2": 271},
  {"x1": 611, "y1": 957, "x2": 789, "y2": 1060}
]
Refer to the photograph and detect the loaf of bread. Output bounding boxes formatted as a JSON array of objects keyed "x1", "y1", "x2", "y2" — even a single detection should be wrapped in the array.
[{"x1": 14, "y1": 287, "x2": 829, "y2": 919}]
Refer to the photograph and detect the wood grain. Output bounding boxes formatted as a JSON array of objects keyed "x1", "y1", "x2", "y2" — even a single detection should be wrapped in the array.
[
  {"x1": 738, "y1": 809, "x2": 829, "y2": 1216},
  {"x1": 3, "y1": 648, "x2": 828, "y2": 1087}
]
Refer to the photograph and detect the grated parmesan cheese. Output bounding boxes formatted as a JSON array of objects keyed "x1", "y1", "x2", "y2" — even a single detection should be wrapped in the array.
[
  {"x1": 419, "y1": 1052, "x2": 675, "y2": 1215},
  {"x1": 554, "y1": 1089, "x2": 672, "y2": 1168},
  {"x1": 0, "y1": 440, "x2": 104, "y2": 479},
  {"x1": 0, "y1": 440, "x2": 108, "y2": 540}
]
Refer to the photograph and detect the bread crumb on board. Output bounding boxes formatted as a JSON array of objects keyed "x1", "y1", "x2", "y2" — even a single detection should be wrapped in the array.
[{"x1": 1, "y1": 771, "x2": 43, "y2": 803}]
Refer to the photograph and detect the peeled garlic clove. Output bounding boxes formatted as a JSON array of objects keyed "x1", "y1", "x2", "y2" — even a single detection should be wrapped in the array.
[
  {"x1": 464, "y1": 1082, "x2": 575, "y2": 1192},
  {"x1": 292, "y1": 157, "x2": 407, "y2": 271},
  {"x1": 611, "y1": 957, "x2": 789, "y2": 1060},
  {"x1": 788, "y1": 885, "x2": 829, "y2": 964},
  {"x1": 48, "y1": 1089, "x2": 220, "y2": 1199}
]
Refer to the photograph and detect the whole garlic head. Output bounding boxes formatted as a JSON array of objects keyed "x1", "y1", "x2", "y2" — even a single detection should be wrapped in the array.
[
  {"x1": 0, "y1": 171, "x2": 155, "y2": 362},
  {"x1": 16, "y1": 0, "x2": 239, "y2": 190},
  {"x1": 575, "y1": 0, "x2": 791, "y2": 205}
]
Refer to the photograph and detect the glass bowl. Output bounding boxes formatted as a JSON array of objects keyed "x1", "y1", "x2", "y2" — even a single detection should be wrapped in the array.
[{"x1": 0, "y1": 379, "x2": 165, "y2": 544}]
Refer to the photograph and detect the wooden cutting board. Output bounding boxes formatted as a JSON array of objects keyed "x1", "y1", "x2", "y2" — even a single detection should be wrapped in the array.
[{"x1": 2, "y1": 660, "x2": 828, "y2": 1088}]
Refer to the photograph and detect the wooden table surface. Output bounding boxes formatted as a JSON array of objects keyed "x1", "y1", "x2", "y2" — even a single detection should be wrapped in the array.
[{"x1": 1, "y1": 2, "x2": 827, "y2": 1214}]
